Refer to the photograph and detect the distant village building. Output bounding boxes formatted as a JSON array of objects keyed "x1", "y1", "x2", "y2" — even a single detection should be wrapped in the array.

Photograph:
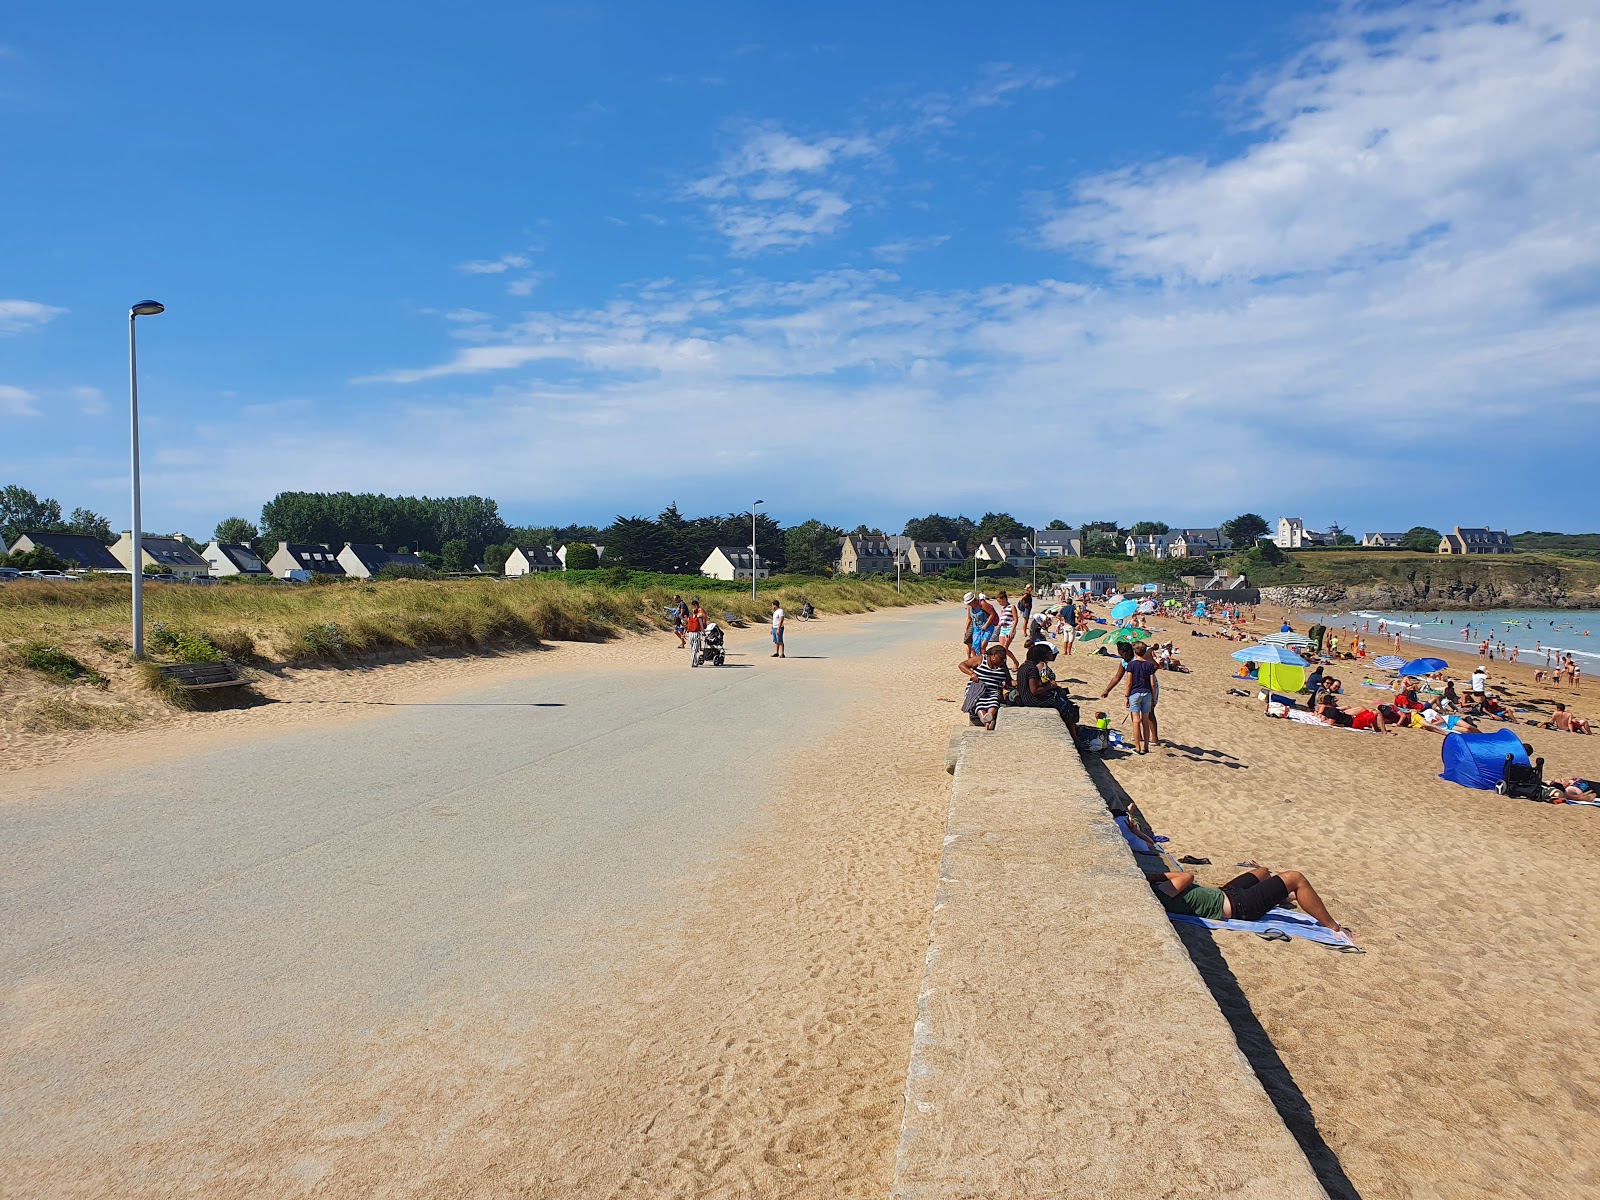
[
  {"x1": 701, "y1": 546, "x2": 768, "y2": 581},
  {"x1": 1362, "y1": 532, "x2": 1408, "y2": 547},
  {"x1": 1275, "y1": 517, "x2": 1327, "y2": 549},
  {"x1": 1438, "y1": 527, "x2": 1514, "y2": 555},
  {"x1": 907, "y1": 540, "x2": 964, "y2": 575},
  {"x1": 1033, "y1": 529, "x2": 1083, "y2": 558},
  {"x1": 337, "y1": 543, "x2": 425, "y2": 578},
  {"x1": 202, "y1": 540, "x2": 270, "y2": 577},
  {"x1": 1062, "y1": 573, "x2": 1118, "y2": 597},
  {"x1": 266, "y1": 542, "x2": 347, "y2": 580},
  {"x1": 1167, "y1": 528, "x2": 1230, "y2": 559},
  {"x1": 1125, "y1": 533, "x2": 1170, "y2": 559},
  {"x1": 109, "y1": 532, "x2": 210, "y2": 579},
  {"x1": 7, "y1": 531, "x2": 123, "y2": 572},
  {"x1": 504, "y1": 546, "x2": 561, "y2": 576},
  {"x1": 837, "y1": 534, "x2": 894, "y2": 575},
  {"x1": 975, "y1": 537, "x2": 1035, "y2": 570}
]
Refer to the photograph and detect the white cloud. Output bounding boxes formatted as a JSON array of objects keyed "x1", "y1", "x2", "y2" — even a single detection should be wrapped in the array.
[
  {"x1": 686, "y1": 128, "x2": 879, "y2": 254},
  {"x1": 872, "y1": 235, "x2": 950, "y2": 263},
  {"x1": 72, "y1": 386, "x2": 106, "y2": 415},
  {"x1": 1040, "y1": 0, "x2": 1600, "y2": 285},
  {"x1": 0, "y1": 299, "x2": 66, "y2": 335},
  {"x1": 457, "y1": 251, "x2": 532, "y2": 275},
  {"x1": 0, "y1": 384, "x2": 39, "y2": 416}
]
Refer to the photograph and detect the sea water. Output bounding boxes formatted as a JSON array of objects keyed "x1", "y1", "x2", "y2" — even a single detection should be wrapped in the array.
[{"x1": 1306, "y1": 608, "x2": 1600, "y2": 665}]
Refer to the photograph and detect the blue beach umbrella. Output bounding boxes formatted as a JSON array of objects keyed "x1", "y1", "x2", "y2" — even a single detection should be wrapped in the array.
[
  {"x1": 1373, "y1": 655, "x2": 1405, "y2": 670},
  {"x1": 1110, "y1": 599, "x2": 1138, "y2": 620},
  {"x1": 1397, "y1": 657, "x2": 1449, "y2": 676},
  {"x1": 1232, "y1": 644, "x2": 1310, "y2": 667}
]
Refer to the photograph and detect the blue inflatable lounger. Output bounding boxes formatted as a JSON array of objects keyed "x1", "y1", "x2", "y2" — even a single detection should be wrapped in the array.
[{"x1": 1439, "y1": 727, "x2": 1529, "y2": 790}]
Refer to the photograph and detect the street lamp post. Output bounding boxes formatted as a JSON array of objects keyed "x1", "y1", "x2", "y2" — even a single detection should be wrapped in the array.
[
  {"x1": 128, "y1": 300, "x2": 165, "y2": 659},
  {"x1": 751, "y1": 500, "x2": 764, "y2": 600},
  {"x1": 1032, "y1": 527, "x2": 1039, "y2": 593}
]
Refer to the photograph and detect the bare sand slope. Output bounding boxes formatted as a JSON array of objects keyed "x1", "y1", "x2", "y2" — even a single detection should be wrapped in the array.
[{"x1": 1082, "y1": 608, "x2": 1600, "y2": 1199}]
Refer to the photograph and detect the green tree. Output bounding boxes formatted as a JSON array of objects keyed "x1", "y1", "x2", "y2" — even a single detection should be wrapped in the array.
[
  {"x1": 785, "y1": 519, "x2": 843, "y2": 575},
  {"x1": 1045, "y1": 518, "x2": 1075, "y2": 530},
  {"x1": 214, "y1": 516, "x2": 259, "y2": 547},
  {"x1": 440, "y1": 539, "x2": 473, "y2": 572},
  {"x1": 65, "y1": 507, "x2": 113, "y2": 542},
  {"x1": 1220, "y1": 513, "x2": 1270, "y2": 546},
  {"x1": 563, "y1": 542, "x2": 600, "y2": 570},
  {"x1": 481, "y1": 542, "x2": 515, "y2": 575},
  {"x1": 976, "y1": 512, "x2": 1027, "y2": 542},
  {"x1": 0, "y1": 545, "x2": 69, "y2": 571},
  {"x1": 1400, "y1": 526, "x2": 1443, "y2": 552},
  {"x1": 1130, "y1": 521, "x2": 1170, "y2": 536},
  {"x1": 1082, "y1": 532, "x2": 1119, "y2": 556},
  {"x1": 903, "y1": 514, "x2": 963, "y2": 544},
  {"x1": 601, "y1": 516, "x2": 665, "y2": 571},
  {"x1": 418, "y1": 550, "x2": 444, "y2": 570},
  {"x1": 0, "y1": 484, "x2": 64, "y2": 545}
]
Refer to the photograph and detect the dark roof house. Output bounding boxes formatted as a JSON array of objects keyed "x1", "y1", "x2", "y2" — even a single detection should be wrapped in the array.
[
  {"x1": 202, "y1": 540, "x2": 271, "y2": 577},
  {"x1": 7, "y1": 531, "x2": 123, "y2": 571},
  {"x1": 266, "y1": 542, "x2": 347, "y2": 577},
  {"x1": 337, "y1": 543, "x2": 425, "y2": 578}
]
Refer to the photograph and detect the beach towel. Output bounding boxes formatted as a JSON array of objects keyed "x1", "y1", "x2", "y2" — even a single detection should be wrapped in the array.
[
  {"x1": 1168, "y1": 908, "x2": 1357, "y2": 949},
  {"x1": 1279, "y1": 709, "x2": 1358, "y2": 730}
]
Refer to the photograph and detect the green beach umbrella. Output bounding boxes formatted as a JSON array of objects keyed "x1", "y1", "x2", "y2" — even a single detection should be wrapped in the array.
[
  {"x1": 1079, "y1": 627, "x2": 1107, "y2": 641},
  {"x1": 1108, "y1": 627, "x2": 1151, "y2": 645}
]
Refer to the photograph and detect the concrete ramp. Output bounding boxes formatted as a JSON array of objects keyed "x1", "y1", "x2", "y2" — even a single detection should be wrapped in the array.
[{"x1": 893, "y1": 709, "x2": 1328, "y2": 1199}]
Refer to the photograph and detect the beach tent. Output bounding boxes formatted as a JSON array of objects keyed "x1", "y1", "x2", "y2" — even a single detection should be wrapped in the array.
[{"x1": 1439, "y1": 728, "x2": 1529, "y2": 790}]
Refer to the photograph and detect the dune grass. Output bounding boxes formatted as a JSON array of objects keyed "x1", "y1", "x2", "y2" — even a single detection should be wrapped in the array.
[{"x1": 0, "y1": 572, "x2": 962, "y2": 670}]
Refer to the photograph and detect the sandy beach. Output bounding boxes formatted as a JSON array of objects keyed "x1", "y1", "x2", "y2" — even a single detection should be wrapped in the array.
[
  {"x1": 1084, "y1": 603, "x2": 1600, "y2": 1198},
  {"x1": 9, "y1": 600, "x2": 1600, "y2": 1197}
]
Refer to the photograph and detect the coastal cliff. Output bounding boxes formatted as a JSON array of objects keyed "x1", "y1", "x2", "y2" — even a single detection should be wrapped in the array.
[{"x1": 1260, "y1": 570, "x2": 1600, "y2": 612}]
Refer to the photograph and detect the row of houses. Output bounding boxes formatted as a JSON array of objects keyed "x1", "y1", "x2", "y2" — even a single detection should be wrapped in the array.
[{"x1": 1276, "y1": 518, "x2": 1514, "y2": 554}]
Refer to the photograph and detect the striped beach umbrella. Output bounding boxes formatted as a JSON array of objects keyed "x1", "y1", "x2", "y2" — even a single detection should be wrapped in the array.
[
  {"x1": 1232, "y1": 643, "x2": 1310, "y2": 666},
  {"x1": 1373, "y1": 655, "x2": 1405, "y2": 670},
  {"x1": 1260, "y1": 630, "x2": 1314, "y2": 649}
]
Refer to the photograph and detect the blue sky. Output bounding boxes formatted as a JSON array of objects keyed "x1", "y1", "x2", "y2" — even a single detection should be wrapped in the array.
[{"x1": 3, "y1": 0, "x2": 1597, "y2": 539}]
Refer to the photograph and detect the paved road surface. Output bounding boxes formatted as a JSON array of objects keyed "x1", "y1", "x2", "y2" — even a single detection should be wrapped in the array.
[{"x1": 2, "y1": 606, "x2": 949, "y2": 1183}]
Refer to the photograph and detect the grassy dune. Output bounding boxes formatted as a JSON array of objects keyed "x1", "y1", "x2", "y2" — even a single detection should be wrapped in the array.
[{"x1": 0, "y1": 572, "x2": 962, "y2": 669}]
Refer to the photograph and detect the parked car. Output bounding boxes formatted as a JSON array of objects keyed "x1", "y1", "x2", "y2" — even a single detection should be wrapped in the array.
[
  {"x1": 25, "y1": 570, "x2": 76, "y2": 581},
  {"x1": 0, "y1": 567, "x2": 21, "y2": 580}
]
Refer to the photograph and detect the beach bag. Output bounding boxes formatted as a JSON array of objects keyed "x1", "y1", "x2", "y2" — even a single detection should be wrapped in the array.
[{"x1": 961, "y1": 679, "x2": 982, "y2": 713}]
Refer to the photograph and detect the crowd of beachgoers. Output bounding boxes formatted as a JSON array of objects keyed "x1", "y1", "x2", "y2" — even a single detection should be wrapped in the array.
[{"x1": 952, "y1": 585, "x2": 1600, "y2": 947}]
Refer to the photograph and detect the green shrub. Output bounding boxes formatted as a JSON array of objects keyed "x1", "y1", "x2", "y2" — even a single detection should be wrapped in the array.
[
  {"x1": 207, "y1": 628, "x2": 256, "y2": 660},
  {"x1": 173, "y1": 633, "x2": 223, "y2": 664},
  {"x1": 94, "y1": 634, "x2": 130, "y2": 653},
  {"x1": 375, "y1": 563, "x2": 438, "y2": 581},
  {"x1": 301, "y1": 622, "x2": 347, "y2": 657},
  {"x1": 601, "y1": 566, "x2": 632, "y2": 588},
  {"x1": 21, "y1": 643, "x2": 107, "y2": 686}
]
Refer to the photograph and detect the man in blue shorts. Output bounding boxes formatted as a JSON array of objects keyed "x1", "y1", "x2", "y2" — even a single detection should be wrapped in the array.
[{"x1": 770, "y1": 599, "x2": 786, "y2": 658}]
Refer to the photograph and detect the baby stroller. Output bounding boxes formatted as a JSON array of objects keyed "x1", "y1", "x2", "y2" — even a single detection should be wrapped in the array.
[{"x1": 700, "y1": 622, "x2": 726, "y2": 667}]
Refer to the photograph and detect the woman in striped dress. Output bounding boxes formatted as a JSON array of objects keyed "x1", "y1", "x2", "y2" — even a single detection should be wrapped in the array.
[{"x1": 961, "y1": 642, "x2": 1013, "y2": 731}]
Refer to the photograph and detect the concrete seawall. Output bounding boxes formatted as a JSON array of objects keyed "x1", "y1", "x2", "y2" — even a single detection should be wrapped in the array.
[{"x1": 893, "y1": 708, "x2": 1328, "y2": 1199}]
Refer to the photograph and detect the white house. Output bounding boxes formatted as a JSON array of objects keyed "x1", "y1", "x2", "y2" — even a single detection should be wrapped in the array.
[
  {"x1": 1062, "y1": 573, "x2": 1118, "y2": 596},
  {"x1": 109, "y1": 532, "x2": 210, "y2": 579},
  {"x1": 337, "y1": 543, "x2": 426, "y2": 578},
  {"x1": 975, "y1": 536, "x2": 1035, "y2": 570},
  {"x1": 266, "y1": 541, "x2": 347, "y2": 579},
  {"x1": 504, "y1": 546, "x2": 561, "y2": 576},
  {"x1": 701, "y1": 546, "x2": 768, "y2": 581},
  {"x1": 1275, "y1": 517, "x2": 1327, "y2": 549},
  {"x1": 1125, "y1": 533, "x2": 1170, "y2": 559},
  {"x1": 1033, "y1": 529, "x2": 1083, "y2": 557},
  {"x1": 1362, "y1": 532, "x2": 1408, "y2": 547},
  {"x1": 202, "y1": 540, "x2": 270, "y2": 577}
]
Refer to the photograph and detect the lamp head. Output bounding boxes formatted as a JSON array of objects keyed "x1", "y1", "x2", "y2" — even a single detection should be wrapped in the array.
[{"x1": 130, "y1": 301, "x2": 165, "y2": 317}]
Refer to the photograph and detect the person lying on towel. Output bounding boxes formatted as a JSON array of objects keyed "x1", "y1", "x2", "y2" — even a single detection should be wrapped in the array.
[{"x1": 1146, "y1": 863, "x2": 1353, "y2": 940}]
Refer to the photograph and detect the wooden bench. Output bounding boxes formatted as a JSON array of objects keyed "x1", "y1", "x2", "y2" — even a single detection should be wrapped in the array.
[
  {"x1": 157, "y1": 662, "x2": 249, "y2": 690},
  {"x1": 721, "y1": 611, "x2": 749, "y2": 628}
]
